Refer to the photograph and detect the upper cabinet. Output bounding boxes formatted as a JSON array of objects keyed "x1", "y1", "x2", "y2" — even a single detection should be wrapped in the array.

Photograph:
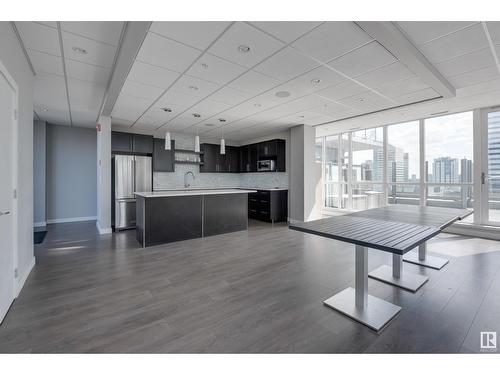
[
  {"x1": 200, "y1": 139, "x2": 285, "y2": 173},
  {"x1": 153, "y1": 138, "x2": 175, "y2": 172},
  {"x1": 112, "y1": 132, "x2": 153, "y2": 154}
]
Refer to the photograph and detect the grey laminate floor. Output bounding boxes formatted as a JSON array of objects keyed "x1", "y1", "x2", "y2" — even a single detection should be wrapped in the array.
[{"x1": 1, "y1": 220, "x2": 500, "y2": 353}]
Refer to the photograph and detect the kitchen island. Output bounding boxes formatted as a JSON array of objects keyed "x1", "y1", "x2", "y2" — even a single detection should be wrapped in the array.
[{"x1": 135, "y1": 189, "x2": 256, "y2": 247}]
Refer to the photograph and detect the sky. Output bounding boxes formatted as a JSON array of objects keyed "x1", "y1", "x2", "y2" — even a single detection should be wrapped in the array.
[{"x1": 350, "y1": 112, "x2": 474, "y2": 177}]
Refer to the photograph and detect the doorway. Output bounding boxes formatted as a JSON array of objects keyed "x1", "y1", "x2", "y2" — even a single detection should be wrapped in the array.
[{"x1": 0, "y1": 61, "x2": 18, "y2": 324}]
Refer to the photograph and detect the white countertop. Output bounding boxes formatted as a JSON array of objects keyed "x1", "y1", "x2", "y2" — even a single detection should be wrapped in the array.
[{"x1": 135, "y1": 189, "x2": 257, "y2": 198}]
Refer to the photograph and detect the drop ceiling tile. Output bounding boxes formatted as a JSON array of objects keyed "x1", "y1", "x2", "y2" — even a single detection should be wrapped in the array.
[
  {"x1": 228, "y1": 70, "x2": 280, "y2": 94},
  {"x1": 137, "y1": 32, "x2": 201, "y2": 72},
  {"x1": 375, "y1": 76, "x2": 430, "y2": 99},
  {"x1": 33, "y1": 73, "x2": 69, "y2": 122},
  {"x1": 418, "y1": 23, "x2": 489, "y2": 64},
  {"x1": 65, "y1": 59, "x2": 110, "y2": 84},
  {"x1": 434, "y1": 47, "x2": 495, "y2": 78},
  {"x1": 142, "y1": 106, "x2": 176, "y2": 124},
  {"x1": 127, "y1": 60, "x2": 180, "y2": 89},
  {"x1": 311, "y1": 102, "x2": 362, "y2": 120},
  {"x1": 270, "y1": 94, "x2": 331, "y2": 116},
  {"x1": 61, "y1": 21, "x2": 124, "y2": 46},
  {"x1": 62, "y1": 32, "x2": 117, "y2": 68},
  {"x1": 35, "y1": 21, "x2": 57, "y2": 28},
  {"x1": 121, "y1": 80, "x2": 164, "y2": 100},
  {"x1": 292, "y1": 22, "x2": 372, "y2": 63},
  {"x1": 328, "y1": 41, "x2": 396, "y2": 78},
  {"x1": 394, "y1": 87, "x2": 440, "y2": 105},
  {"x1": 111, "y1": 117, "x2": 134, "y2": 127},
  {"x1": 249, "y1": 21, "x2": 322, "y2": 43},
  {"x1": 17, "y1": 22, "x2": 61, "y2": 56},
  {"x1": 336, "y1": 90, "x2": 393, "y2": 112},
  {"x1": 448, "y1": 65, "x2": 500, "y2": 88},
  {"x1": 253, "y1": 47, "x2": 319, "y2": 81},
  {"x1": 356, "y1": 62, "x2": 415, "y2": 88},
  {"x1": 150, "y1": 21, "x2": 231, "y2": 50},
  {"x1": 28, "y1": 49, "x2": 64, "y2": 76},
  {"x1": 208, "y1": 22, "x2": 285, "y2": 68},
  {"x1": 185, "y1": 53, "x2": 247, "y2": 85},
  {"x1": 397, "y1": 21, "x2": 477, "y2": 45},
  {"x1": 315, "y1": 80, "x2": 366, "y2": 101},
  {"x1": 188, "y1": 99, "x2": 231, "y2": 119},
  {"x1": 112, "y1": 93, "x2": 154, "y2": 121},
  {"x1": 277, "y1": 65, "x2": 346, "y2": 96},
  {"x1": 167, "y1": 112, "x2": 202, "y2": 131},
  {"x1": 486, "y1": 22, "x2": 500, "y2": 44},
  {"x1": 155, "y1": 90, "x2": 200, "y2": 113},
  {"x1": 208, "y1": 86, "x2": 253, "y2": 105},
  {"x1": 170, "y1": 75, "x2": 220, "y2": 98}
]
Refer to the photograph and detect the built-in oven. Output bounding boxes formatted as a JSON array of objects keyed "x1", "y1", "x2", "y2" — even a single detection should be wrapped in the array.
[{"x1": 257, "y1": 159, "x2": 276, "y2": 172}]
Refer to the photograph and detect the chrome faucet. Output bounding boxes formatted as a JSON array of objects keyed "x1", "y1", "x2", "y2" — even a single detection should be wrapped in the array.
[{"x1": 184, "y1": 171, "x2": 195, "y2": 188}]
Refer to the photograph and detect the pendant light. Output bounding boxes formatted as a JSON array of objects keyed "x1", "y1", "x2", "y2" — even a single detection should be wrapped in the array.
[
  {"x1": 165, "y1": 130, "x2": 171, "y2": 150},
  {"x1": 219, "y1": 119, "x2": 226, "y2": 155},
  {"x1": 194, "y1": 126, "x2": 200, "y2": 153}
]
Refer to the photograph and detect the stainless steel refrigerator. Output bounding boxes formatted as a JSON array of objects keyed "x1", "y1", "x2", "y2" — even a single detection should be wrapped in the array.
[{"x1": 113, "y1": 155, "x2": 152, "y2": 230}]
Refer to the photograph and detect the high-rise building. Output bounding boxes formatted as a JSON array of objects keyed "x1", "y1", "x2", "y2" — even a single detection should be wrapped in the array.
[
  {"x1": 403, "y1": 153, "x2": 409, "y2": 182},
  {"x1": 489, "y1": 111, "x2": 500, "y2": 193},
  {"x1": 433, "y1": 157, "x2": 459, "y2": 184},
  {"x1": 373, "y1": 145, "x2": 406, "y2": 182}
]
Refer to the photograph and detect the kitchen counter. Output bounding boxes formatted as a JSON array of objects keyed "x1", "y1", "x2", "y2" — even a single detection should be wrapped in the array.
[
  {"x1": 136, "y1": 189, "x2": 254, "y2": 247},
  {"x1": 135, "y1": 189, "x2": 256, "y2": 198}
]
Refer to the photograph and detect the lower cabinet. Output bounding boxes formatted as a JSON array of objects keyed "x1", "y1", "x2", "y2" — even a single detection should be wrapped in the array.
[{"x1": 248, "y1": 190, "x2": 288, "y2": 223}]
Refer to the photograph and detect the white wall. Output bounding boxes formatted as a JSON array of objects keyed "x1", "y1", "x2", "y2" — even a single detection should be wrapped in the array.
[
  {"x1": 46, "y1": 124, "x2": 97, "y2": 223},
  {"x1": 33, "y1": 120, "x2": 46, "y2": 227},
  {"x1": 0, "y1": 22, "x2": 35, "y2": 294}
]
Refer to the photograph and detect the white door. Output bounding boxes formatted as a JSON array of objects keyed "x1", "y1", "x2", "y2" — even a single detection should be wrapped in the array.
[
  {"x1": 480, "y1": 109, "x2": 500, "y2": 226},
  {"x1": 0, "y1": 68, "x2": 16, "y2": 323}
]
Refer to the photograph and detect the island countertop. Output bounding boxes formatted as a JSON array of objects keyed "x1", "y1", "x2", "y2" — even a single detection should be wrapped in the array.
[{"x1": 134, "y1": 189, "x2": 257, "y2": 198}]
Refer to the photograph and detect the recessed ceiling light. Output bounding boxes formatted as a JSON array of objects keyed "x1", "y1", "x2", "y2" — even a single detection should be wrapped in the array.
[
  {"x1": 311, "y1": 78, "x2": 321, "y2": 84},
  {"x1": 238, "y1": 44, "x2": 250, "y2": 53},
  {"x1": 192, "y1": 113, "x2": 201, "y2": 118},
  {"x1": 205, "y1": 123, "x2": 215, "y2": 127},
  {"x1": 358, "y1": 98, "x2": 365, "y2": 102},
  {"x1": 275, "y1": 91, "x2": 291, "y2": 98},
  {"x1": 218, "y1": 118, "x2": 226, "y2": 122},
  {"x1": 254, "y1": 103, "x2": 262, "y2": 108},
  {"x1": 189, "y1": 85, "x2": 199, "y2": 90},
  {"x1": 298, "y1": 115, "x2": 305, "y2": 118},
  {"x1": 72, "y1": 46, "x2": 87, "y2": 55},
  {"x1": 162, "y1": 107, "x2": 172, "y2": 113},
  {"x1": 201, "y1": 63, "x2": 208, "y2": 69}
]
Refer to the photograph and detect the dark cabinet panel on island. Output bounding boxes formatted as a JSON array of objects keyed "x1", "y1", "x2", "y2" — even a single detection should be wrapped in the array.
[
  {"x1": 248, "y1": 190, "x2": 288, "y2": 223},
  {"x1": 153, "y1": 138, "x2": 175, "y2": 172}
]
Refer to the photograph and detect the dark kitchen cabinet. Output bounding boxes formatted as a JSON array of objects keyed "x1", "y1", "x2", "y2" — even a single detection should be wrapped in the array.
[
  {"x1": 153, "y1": 138, "x2": 175, "y2": 172},
  {"x1": 112, "y1": 132, "x2": 132, "y2": 152},
  {"x1": 276, "y1": 139, "x2": 286, "y2": 172},
  {"x1": 133, "y1": 134, "x2": 153, "y2": 154},
  {"x1": 249, "y1": 144, "x2": 258, "y2": 172},
  {"x1": 248, "y1": 189, "x2": 287, "y2": 223},
  {"x1": 200, "y1": 143, "x2": 219, "y2": 173},
  {"x1": 257, "y1": 140, "x2": 277, "y2": 159},
  {"x1": 226, "y1": 146, "x2": 240, "y2": 173},
  {"x1": 112, "y1": 132, "x2": 154, "y2": 154},
  {"x1": 240, "y1": 145, "x2": 249, "y2": 172}
]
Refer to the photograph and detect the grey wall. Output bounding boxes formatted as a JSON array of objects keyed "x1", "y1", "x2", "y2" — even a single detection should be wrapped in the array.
[
  {"x1": 46, "y1": 124, "x2": 97, "y2": 222},
  {"x1": 0, "y1": 22, "x2": 35, "y2": 292},
  {"x1": 33, "y1": 120, "x2": 46, "y2": 226}
]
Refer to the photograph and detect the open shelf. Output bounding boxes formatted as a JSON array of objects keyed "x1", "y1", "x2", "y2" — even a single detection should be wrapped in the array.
[{"x1": 175, "y1": 148, "x2": 202, "y2": 155}]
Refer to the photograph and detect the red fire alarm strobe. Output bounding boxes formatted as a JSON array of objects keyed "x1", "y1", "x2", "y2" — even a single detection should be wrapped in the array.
[{"x1": 96, "y1": 123, "x2": 101, "y2": 132}]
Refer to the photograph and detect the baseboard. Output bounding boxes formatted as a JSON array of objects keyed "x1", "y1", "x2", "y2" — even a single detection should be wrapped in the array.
[
  {"x1": 33, "y1": 221, "x2": 46, "y2": 227},
  {"x1": 46, "y1": 216, "x2": 97, "y2": 224},
  {"x1": 15, "y1": 256, "x2": 35, "y2": 298},
  {"x1": 96, "y1": 221, "x2": 112, "y2": 235}
]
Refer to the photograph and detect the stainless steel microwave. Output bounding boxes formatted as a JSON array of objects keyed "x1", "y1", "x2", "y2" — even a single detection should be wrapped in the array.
[{"x1": 257, "y1": 159, "x2": 276, "y2": 172}]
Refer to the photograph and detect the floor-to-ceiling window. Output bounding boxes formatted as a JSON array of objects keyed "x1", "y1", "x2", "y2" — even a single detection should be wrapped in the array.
[
  {"x1": 317, "y1": 111, "x2": 475, "y2": 216},
  {"x1": 424, "y1": 112, "x2": 474, "y2": 210},
  {"x1": 387, "y1": 121, "x2": 420, "y2": 206}
]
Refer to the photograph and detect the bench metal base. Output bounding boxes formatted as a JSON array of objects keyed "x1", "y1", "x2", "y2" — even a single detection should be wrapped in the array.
[{"x1": 324, "y1": 287, "x2": 401, "y2": 332}]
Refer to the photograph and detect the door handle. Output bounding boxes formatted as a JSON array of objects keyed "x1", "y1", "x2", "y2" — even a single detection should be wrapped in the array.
[{"x1": 0, "y1": 211, "x2": 11, "y2": 216}]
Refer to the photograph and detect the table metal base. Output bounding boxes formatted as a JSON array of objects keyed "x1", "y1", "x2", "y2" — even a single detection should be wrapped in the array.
[
  {"x1": 403, "y1": 243, "x2": 449, "y2": 270},
  {"x1": 368, "y1": 265, "x2": 429, "y2": 292},
  {"x1": 324, "y1": 287, "x2": 401, "y2": 332}
]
